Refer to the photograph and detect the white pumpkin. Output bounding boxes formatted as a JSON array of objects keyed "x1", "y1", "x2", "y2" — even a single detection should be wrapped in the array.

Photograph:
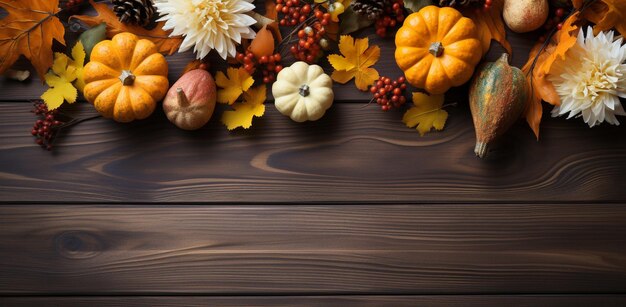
[{"x1": 272, "y1": 61, "x2": 334, "y2": 122}]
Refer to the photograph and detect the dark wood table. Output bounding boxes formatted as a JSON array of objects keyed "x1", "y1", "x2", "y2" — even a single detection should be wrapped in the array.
[{"x1": 1, "y1": 19, "x2": 626, "y2": 306}]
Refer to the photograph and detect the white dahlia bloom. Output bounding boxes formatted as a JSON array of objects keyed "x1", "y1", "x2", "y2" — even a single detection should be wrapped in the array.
[
  {"x1": 548, "y1": 26, "x2": 626, "y2": 127},
  {"x1": 155, "y1": 0, "x2": 256, "y2": 60}
]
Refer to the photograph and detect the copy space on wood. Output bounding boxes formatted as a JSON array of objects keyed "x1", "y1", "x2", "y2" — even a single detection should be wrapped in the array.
[{"x1": 1, "y1": 204, "x2": 625, "y2": 294}]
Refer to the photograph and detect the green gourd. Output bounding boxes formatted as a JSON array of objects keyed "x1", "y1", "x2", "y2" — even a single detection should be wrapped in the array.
[{"x1": 469, "y1": 53, "x2": 528, "y2": 158}]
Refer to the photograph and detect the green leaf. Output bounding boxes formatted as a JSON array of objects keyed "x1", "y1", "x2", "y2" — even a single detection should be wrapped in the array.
[
  {"x1": 78, "y1": 23, "x2": 106, "y2": 61},
  {"x1": 403, "y1": 0, "x2": 433, "y2": 13},
  {"x1": 339, "y1": 7, "x2": 374, "y2": 35}
]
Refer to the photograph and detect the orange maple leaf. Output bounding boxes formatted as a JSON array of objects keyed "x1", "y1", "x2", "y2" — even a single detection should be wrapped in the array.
[
  {"x1": 574, "y1": 0, "x2": 626, "y2": 36},
  {"x1": 521, "y1": 13, "x2": 580, "y2": 138},
  {"x1": 540, "y1": 12, "x2": 580, "y2": 75},
  {"x1": 464, "y1": 0, "x2": 511, "y2": 56},
  {"x1": 0, "y1": 0, "x2": 65, "y2": 80},
  {"x1": 71, "y1": 0, "x2": 182, "y2": 55}
]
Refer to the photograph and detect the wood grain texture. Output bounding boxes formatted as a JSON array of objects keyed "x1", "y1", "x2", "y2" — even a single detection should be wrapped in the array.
[
  {"x1": 1, "y1": 102, "x2": 626, "y2": 203},
  {"x1": 3, "y1": 295, "x2": 626, "y2": 307},
  {"x1": 1, "y1": 205, "x2": 625, "y2": 294}
]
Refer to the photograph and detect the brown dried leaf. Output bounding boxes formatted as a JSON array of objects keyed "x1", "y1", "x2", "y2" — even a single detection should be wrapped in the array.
[
  {"x1": 464, "y1": 0, "x2": 511, "y2": 56},
  {"x1": 578, "y1": 0, "x2": 626, "y2": 36},
  {"x1": 71, "y1": 0, "x2": 182, "y2": 55},
  {"x1": 0, "y1": 0, "x2": 65, "y2": 79}
]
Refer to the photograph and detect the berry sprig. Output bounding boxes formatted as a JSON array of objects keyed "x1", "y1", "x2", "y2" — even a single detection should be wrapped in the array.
[
  {"x1": 31, "y1": 101, "x2": 62, "y2": 150},
  {"x1": 545, "y1": 7, "x2": 567, "y2": 31},
  {"x1": 30, "y1": 100, "x2": 101, "y2": 151},
  {"x1": 276, "y1": 0, "x2": 313, "y2": 26},
  {"x1": 369, "y1": 76, "x2": 408, "y2": 111},
  {"x1": 374, "y1": 0, "x2": 405, "y2": 38},
  {"x1": 235, "y1": 51, "x2": 284, "y2": 84},
  {"x1": 289, "y1": 10, "x2": 331, "y2": 63},
  {"x1": 538, "y1": 6, "x2": 571, "y2": 42}
]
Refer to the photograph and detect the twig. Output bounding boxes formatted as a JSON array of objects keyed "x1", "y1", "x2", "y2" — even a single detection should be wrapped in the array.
[{"x1": 526, "y1": 0, "x2": 597, "y2": 86}]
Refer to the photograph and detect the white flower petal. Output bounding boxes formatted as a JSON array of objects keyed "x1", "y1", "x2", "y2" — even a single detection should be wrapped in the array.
[
  {"x1": 548, "y1": 26, "x2": 626, "y2": 127},
  {"x1": 155, "y1": 0, "x2": 256, "y2": 60}
]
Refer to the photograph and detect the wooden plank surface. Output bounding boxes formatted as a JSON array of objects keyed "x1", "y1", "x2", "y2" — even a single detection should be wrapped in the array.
[
  {"x1": 3, "y1": 295, "x2": 626, "y2": 307},
  {"x1": 1, "y1": 204, "x2": 625, "y2": 294},
  {"x1": 1, "y1": 102, "x2": 625, "y2": 203},
  {"x1": 1, "y1": 2, "x2": 625, "y2": 303}
]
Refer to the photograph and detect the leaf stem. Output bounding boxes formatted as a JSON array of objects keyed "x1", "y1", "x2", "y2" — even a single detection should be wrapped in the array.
[
  {"x1": 405, "y1": 102, "x2": 458, "y2": 119},
  {"x1": 48, "y1": 114, "x2": 102, "y2": 146}
]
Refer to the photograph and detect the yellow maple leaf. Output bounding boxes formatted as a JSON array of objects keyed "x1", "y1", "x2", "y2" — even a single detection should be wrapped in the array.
[
  {"x1": 71, "y1": 41, "x2": 86, "y2": 92},
  {"x1": 328, "y1": 35, "x2": 380, "y2": 91},
  {"x1": 221, "y1": 86, "x2": 267, "y2": 130},
  {"x1": 71, "y1": 0, "x2": 182, "y2": 55},
  {"x1": 216, "y1": 67, "x2": 254, "y2": 105},
  {"x1": 402, "y1": 92, "x2": 448, "y2": 136},
  {"x1": 40, "y1": 52, "x2": 78, "y2": 110}
]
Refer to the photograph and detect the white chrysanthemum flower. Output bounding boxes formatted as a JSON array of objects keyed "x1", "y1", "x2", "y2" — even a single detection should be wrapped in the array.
[
  {"x1": 155, "y1": 0, "x2": 256, "y2": 60},
  {"x1": 548, "y1": 26, "x2": 626, "y2": 127}
]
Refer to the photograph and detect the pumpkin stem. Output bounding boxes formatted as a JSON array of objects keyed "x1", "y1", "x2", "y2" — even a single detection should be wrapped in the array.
[
  {"x1": 474, "y1": 141, "x2": 488, "y2": 158},
  {"x1": 176, "y1": 88, "x2": 189, "y2": 107},
  {"x1": 498, "y1": 53, "x2": 510, "y2": 64},
  {"x1": 429, "y1": 42, "x2": 444, "y2": 57},
  {"x1": 299, "y1": 84, "x2": 310, "y2": 97},
  {"x1": 119, "y1": 70, "x2": 135, "y2": 86}
]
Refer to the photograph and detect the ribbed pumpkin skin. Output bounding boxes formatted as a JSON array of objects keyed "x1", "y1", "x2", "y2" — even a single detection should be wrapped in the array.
[
  {"x1": 469, "y1": 53, "x2": 528, "y2": 158},
  {"x1": 395, "y1": 5, "x2": 482, "y2": 94},
  {"x1": 272, "y1": 62, "x2": 334, "y2": 123},
  {"x1": 83, "y1": 32, "x2": 169, "y2": 122}
]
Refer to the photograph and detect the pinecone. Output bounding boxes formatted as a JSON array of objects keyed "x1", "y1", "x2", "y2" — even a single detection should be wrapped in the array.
[
  {"x1": 437, "y1": 0, "x2": 482, "y2": 7},
  {"x1": 352, "y1": 0, "x2": 390, "y2": 20},
  {"x1": 112, "y1": 0, "x2": 156, "y2": 27}
]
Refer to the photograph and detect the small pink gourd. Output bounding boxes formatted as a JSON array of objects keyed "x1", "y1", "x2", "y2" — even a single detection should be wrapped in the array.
[{"x1": 163, "y1": 69, "x2": 216, "y2": 130}]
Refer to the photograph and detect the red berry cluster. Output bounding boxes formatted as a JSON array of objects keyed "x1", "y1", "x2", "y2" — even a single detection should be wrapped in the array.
[
  {"x1": 370, "y1": 76, "x2": 408, "y2": 111},
  {"x1": 547, "y1": 7, "x2": 567, "y2": 31},
  {"x1": 374, "y1": 0, "x2": 405, "y2": 38},
  {"x1": 31, "y1": 101, "x2": 63, "y2": 150},
  {"x1": 236, "y1": 51, "x2": 284, "y2": 84},
  {"x1": 276, "y1": 0, "x2": 312, "y2": 26},
  {"x1": 538, "y1": 7, "x2": 570, "y2": 42},
  {"x1": 290, "y1": 11, "x2": 331, "y2": 63}
]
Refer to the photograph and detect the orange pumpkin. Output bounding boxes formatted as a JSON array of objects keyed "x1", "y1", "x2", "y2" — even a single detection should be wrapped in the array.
[
  {"x1": 395, "y1": 6, "x2": 482, "y2": 95},
  {"x1": 83, "y1": 32, "x2": 169, "y2": 122}
]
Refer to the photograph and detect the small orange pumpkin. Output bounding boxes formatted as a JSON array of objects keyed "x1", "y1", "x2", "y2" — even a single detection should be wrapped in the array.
[
  {"x1": 83, "y1": 32, "x2": 169, "y2": 122},
  {"x1": 395, "y1": 6, "x2": 482, "y2": 95}
]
